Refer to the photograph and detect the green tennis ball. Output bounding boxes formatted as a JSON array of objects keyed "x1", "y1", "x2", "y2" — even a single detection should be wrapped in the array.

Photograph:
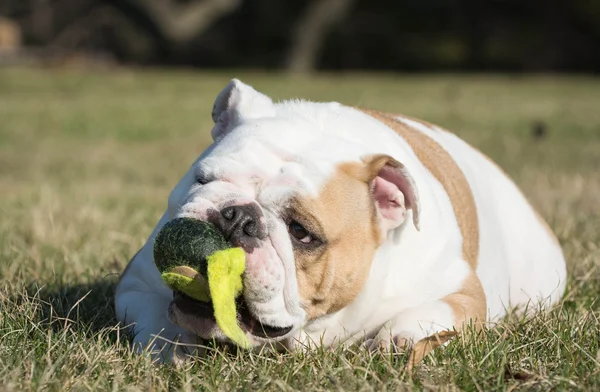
[
  {"x1": 154, "y1": 218, "x2": 229, "y2": 276},
  {"x1": 161, "y1": 265, "x2": 210, "y2": 302},
  {"x1": 153, "y1": 218, "x2": 250, "y2": 348}
]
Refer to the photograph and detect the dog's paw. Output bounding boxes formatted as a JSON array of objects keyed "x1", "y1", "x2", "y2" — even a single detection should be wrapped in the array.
[
  {"x1": 170, "y1": 344, "x2": 206, "y2": 367},
  {"x1": 132, "y1": 331, "x2": 203, "y2": 365},
  {"x1": 362, "y1": 331, "x2": 414, "y2": 354}
]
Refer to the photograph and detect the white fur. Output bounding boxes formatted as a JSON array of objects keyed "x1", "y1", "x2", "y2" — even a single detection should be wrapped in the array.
[
  {"x1": 115, "y1": 80, "x2": 567, "y2": 362},
  {"x1": 397, "y1": 118, "x2": 567, "y2": 319}
]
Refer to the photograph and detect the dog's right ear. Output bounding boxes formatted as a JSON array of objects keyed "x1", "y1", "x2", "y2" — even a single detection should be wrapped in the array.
[
  {"x1": 359, "y1": 154, "x2": 420, "y2": 232},
  {"x1": 211, "y1": 79, "x2": 276, "y2": 141}
]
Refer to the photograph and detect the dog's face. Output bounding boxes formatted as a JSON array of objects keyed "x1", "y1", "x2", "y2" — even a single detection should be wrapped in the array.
[{"x1": 165, "y1": 80, "x2": 420, "y2": 347}]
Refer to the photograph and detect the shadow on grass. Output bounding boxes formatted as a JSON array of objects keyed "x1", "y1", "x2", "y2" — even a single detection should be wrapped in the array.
[{"x1": 16, "y1": 275, "x2": 123, "y2": 340}]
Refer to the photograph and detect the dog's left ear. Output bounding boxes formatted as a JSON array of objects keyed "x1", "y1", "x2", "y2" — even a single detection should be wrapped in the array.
[
  {"x1": 360, "y1": 154, "x2": 420, "y2": 232},
  {"x1": 211, "y1": 79, "x2": 276, "y2": 140}
]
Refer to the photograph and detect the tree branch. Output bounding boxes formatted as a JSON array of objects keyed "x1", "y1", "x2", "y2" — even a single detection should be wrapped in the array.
[
  {"x1": 286, "y1": 0, "x2": 356, "y2": 73},
  {"x1": 128, "y1": 0, "x2": 242, "y2": 45}
]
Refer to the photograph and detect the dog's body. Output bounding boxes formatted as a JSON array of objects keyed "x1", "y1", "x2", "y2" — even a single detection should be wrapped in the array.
[{"x1": 115, "y1": 80, "x2": 566, "y2": 362}]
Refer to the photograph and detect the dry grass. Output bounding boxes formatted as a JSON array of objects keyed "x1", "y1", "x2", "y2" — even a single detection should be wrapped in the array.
[{"x1": 0, "y1": 68, "x2": 599, "y2": 391}]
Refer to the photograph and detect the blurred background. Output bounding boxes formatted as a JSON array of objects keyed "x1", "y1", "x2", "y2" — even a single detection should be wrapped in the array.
[{"x1": 0, "y1": 0, "x2": 599, "y2": 73}]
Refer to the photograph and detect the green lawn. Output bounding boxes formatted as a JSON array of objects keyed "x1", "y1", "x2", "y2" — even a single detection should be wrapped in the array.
[{"x1": 1, "y1": 68, "x2": 599, "y2": 391}]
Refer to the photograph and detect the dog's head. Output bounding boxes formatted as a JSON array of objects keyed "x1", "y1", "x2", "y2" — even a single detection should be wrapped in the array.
[{"x1": 165, "y1": 79, "x2": 420, "y2": 347}]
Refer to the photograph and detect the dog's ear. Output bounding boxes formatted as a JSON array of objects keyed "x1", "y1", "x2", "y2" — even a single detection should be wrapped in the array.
[
  {"x1": 211, "y1": 79, "x2": 276, "y2": 141},
  {"x1": 360, "y1": 154, "x2": 420, "y2": 232}
]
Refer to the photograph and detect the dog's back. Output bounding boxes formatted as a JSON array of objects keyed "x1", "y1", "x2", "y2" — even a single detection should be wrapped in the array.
[
  {"x1": 277, "y1": 101, "x2": 567, "y2": 321},
  {"x1": 384, "y1": 114, "x2": 567, "y2": 319}
]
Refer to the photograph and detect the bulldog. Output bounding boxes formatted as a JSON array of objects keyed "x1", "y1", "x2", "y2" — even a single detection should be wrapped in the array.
[{"x1": 115, "y1": 79, "x2": 567, "y2": 363}]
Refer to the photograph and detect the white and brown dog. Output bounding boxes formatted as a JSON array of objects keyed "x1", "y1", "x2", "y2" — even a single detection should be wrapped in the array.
[{"x1": 115, "y1": 79, "x2": 567, "y2": 363}]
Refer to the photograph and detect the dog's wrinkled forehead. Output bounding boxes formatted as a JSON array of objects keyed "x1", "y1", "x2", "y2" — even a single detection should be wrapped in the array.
[
  {"x1": 202, "y1": 78, "x2": 372, "y2": 193},
  {"x1": 196, "y1": 117, "x2": 362, "y2": 197}
]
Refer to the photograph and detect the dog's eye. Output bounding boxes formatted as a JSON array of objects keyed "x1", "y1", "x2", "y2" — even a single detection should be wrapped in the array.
[
  {"x1": 288, "y1": 221, "x2": 313, "y2": 244},
  {"x1": 196, "y1": 175, "x2": 209, "y2": 185}
]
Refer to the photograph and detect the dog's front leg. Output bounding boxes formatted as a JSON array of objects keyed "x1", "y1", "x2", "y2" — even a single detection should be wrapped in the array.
[
  {"x1": 115, "y1": 249, "x2": 201, "y2": 364},
  {"x1": 364, "y1": 273, "x2": 486, "y2": 360}
]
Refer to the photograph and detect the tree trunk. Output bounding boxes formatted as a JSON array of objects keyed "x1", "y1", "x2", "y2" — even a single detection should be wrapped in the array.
[
  {"x1": 286, "y1": 0, "x2": 356, "y2": 73},
  {"x1": 128, "y1": 0, "x2": 242, "y2": 46}
]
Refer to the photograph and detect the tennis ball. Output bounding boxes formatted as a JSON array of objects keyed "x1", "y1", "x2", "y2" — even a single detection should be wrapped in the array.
[
  {"x1": 207, "y1": 247, "x2": 249, "y2": 348},
  {"x1": 161, "y1": 265, "x2": 210, "y2": 302},
  {"x1": 153, "y1": 218, "x2": 250, "y2": 348},
  {"x1": 154, "y1": 217, "x2": 229, "y2": 276}
]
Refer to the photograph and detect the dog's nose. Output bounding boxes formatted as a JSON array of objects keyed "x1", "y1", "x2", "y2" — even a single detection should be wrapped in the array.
[{"x1": 218, "y1": 204, "x2": 266, "y2": 250}]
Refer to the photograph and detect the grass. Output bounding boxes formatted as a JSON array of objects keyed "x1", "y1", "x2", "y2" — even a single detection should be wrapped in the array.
[{"x1": 0, "y1": 67, "x2": 599, "y2": 391}]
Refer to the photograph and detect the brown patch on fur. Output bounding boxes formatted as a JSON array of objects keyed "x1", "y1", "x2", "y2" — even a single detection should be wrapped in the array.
[
  {"x1": 398, "y1": 114, "x2": 445, "y2": 134},
  {"x1": 295, "y1": 164, "x2": 383, "y2": 320},
  {"x1": 407, "y1": 330, "x2": 458, "y2": 371},
  {"x1": 359, "y1": 108, "x2": 488, "y2": 337},
  {"x1": 442, "y1": 271, "x2": 487, "y2": 327},
  {"x1": 406, "y1": 272, "x2": 486, "y2": 369},
  {"x1": 360, "y1": 108, "x2": 480, "y2": 268}
]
